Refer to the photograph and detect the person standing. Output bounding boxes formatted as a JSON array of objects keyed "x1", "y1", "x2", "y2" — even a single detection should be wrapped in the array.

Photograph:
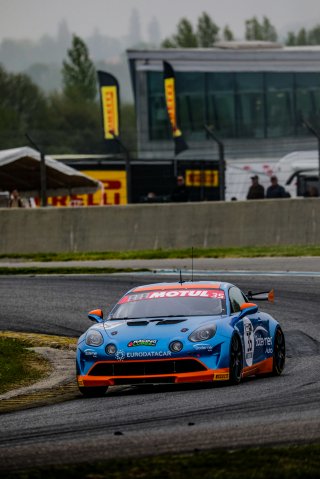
[
  {"x1": 266, "y1": 176, "x2": 289, "y2": 199},
  {"x1": 9, "y1": 189, "x2": 24, "y2": 207},
  {"x1": 246, "y1": 175, "x2": 265, "y2": 200},
  {"x1": 171, "y1": 175, "x2": 189, "y2": 202}
]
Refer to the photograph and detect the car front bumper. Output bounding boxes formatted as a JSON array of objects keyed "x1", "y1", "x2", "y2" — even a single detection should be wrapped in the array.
[{"x1": 77, "y1": 357, "x2": 230, "y2": 386}]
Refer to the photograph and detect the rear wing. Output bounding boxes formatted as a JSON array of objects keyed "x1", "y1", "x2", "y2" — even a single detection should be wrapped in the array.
[{"x1": 247, "y1": 289, "x2": 274, "y2": 303}]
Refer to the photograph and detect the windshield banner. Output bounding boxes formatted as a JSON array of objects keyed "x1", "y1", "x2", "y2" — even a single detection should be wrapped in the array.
[{"x1": 119, "y1": 290, "x2": 225, "y2": 304}]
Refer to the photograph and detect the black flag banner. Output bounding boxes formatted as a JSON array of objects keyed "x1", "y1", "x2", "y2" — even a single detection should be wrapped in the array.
[
  {"x1": 163, "y1": 61, "x2": 188, "y2": 156},
  {"x1": 97, "y1": 70, "x2": 121, "y2": 153}
]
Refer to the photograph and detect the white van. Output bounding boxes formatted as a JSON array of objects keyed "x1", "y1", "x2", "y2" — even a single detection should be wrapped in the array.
[{"x1": 274, "y1": 151, "x2": 319, "y2": 198}]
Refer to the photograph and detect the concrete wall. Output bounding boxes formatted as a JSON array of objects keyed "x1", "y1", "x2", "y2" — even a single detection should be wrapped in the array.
[{"x1": 0, "y1": 199, "x2": 319, "y2": 254}]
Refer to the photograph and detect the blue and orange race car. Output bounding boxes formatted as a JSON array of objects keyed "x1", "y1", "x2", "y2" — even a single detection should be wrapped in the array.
[{"x1": 76, "y1": 281, "x2": 285, "y2": 396}]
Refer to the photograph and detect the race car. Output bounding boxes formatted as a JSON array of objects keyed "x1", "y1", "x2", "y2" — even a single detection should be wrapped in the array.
[{"x1": 76, "y1": 280, "x2": 285, "y2": 396}]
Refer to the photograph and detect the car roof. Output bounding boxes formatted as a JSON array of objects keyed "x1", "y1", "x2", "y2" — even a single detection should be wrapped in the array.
[{"x1": 129, "y1": 281, "x2": 231, "y2": 294}]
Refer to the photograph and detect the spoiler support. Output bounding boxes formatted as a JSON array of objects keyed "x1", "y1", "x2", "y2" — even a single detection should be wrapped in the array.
[{"x1": 247, "y1": 289, "x2": 274, "y2": 302}]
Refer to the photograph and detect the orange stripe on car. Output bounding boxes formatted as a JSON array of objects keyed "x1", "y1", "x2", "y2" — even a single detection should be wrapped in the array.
[{"x1": 242, "y1": 357, "x2": 273, "y2": 377}]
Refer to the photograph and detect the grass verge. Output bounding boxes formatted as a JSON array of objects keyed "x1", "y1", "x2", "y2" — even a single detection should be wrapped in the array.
[
  {"x1": 0, "y1": 337, "x2": 51, "y2": 394},
  {"x1": 0, "y1": 331, "x2": 77, "y2": 350},
  {"x1": 0, "y1": 332, "x2": 78, "y2": 413},
  {"x1": 0, "y1": 245, "x2": 320, "y2": 262},
  {"x1": 3, "y1": 443, "x2": 320, "y2": 478},
  {"x1": 0, "y1": 267, "x2": 149, "y2": 275}
]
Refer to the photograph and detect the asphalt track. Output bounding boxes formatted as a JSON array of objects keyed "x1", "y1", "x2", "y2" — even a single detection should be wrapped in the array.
[{"x1": 0, "y1": 264, "x2": 320, "y2": 471}]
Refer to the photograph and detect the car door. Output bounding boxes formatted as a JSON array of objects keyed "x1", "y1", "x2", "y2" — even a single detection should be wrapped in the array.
[{"x1": 228, "y1": 286, "x2": 259, "y2": 368}]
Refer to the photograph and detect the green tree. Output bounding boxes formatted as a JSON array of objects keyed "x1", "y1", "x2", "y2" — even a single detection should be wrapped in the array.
[
  {"x1": 0, "y1": 65, "x2": 48, "y2": 148},
  {"x1": 162, "y1": 18, "x2": 198, "y2": 48},
  {"x1": 223, "y1": 25, "x2": 235, "y2": 41},
  {"x1": 286, "y1": 31, "x2": 297, "y2": 46},
  {"x1": 245, "y1": 17, "x2": 263, "y2": 40},
  {"x1": 262, "y1": 16, "x2": 278, "y2": 42},
  {"x1": 161, "y1": 38, "x2": 177, "y2": 48},
  {"x1": 308, "y1": 25, "x2": 320, "y2": 44},
  {"x1": 62, "y1": 34, "x2": 97, "y2": 102},
  {"x1": 296, "y1": 28, "x2": 307, "y2": 45},
  {"x1": 45, "y1": 92, "x2": 102, "y2": 153},
  {"x1": 197, "y1": 12, "x2": 219, "y2": 47},
  {"x1": 245, "y1": 16, "x2": 278, "y2": 41},
  {"x1": 174, "y1": 18, "x2": 198, "y2": 47},
  {"x1": 286, "y1": 24, "x2": 320, "y2": 46}
]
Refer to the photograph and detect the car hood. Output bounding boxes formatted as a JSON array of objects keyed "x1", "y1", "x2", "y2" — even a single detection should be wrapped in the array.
[{"x1": 103, "y1": 315, "x2": 220, "y2": 340}]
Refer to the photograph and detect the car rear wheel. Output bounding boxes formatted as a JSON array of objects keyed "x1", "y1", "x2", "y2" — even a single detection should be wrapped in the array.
[
  {"x1": 79, "y1": 386, "x2": 108, "y2": 397},
  {"x1": 272, "y1": 327, "x2": 285, "y2": 376},
  {"x1": 229, "y1": 334, "x2": 243, "y2": 385}
]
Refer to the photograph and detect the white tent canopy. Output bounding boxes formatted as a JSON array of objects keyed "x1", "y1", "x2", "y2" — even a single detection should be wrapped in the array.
[{"x1": 0, "y1": 147, "x2": 100, "y2": 197}]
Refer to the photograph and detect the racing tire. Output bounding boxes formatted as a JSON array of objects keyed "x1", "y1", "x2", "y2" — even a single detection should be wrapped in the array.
[
  {"x1": 79, "y1": 386, "x2": 108, "y2": 397},
  {"x1": 272, "y1": 327, "x2": 285, "y2": 376},
  {"x1": 229, "y1": 334, "x2": 243, "y2": 385}
]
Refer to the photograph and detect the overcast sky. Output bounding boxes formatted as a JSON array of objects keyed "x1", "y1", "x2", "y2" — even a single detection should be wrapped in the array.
[{"x1": 1, "y1": 0, "x2": 319, "y2": 42}]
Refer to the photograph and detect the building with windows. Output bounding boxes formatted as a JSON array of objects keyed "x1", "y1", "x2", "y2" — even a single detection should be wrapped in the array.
[
  {"x1": 128, "y1": 43, "x2": 320, "y2": 159},
  {"x1": 127, "y1": 43, "x2": 320, "y2": 199}
]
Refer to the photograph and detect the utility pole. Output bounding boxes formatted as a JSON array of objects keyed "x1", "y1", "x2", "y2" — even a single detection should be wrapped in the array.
[
  {"x1": 204, "y1": 125, "x2": 225, "y2": 201},
  {"x1": 26, "y1": 134, "x2": 47, "y2": 207},
  {"x1": 303, "y1": 120, "x2": 320, "y2": 197}
]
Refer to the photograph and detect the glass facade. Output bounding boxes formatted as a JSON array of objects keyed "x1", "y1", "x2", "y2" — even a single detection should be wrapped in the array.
[
  {"x1": 176, "y1": 72, "x2": 206, "y2": 141},
  {"x1": 295, "y1": 73, "x2": 320, "y2": 135},
  {"x1": 265, "y1": 73, "x2": 294, "y2": 138},
  {"x1": 235, "y1": 73, "x2": 264, "y2": 138},
  {"x1": 147, "y1": 71, "x2": 320, "y2": 140}
]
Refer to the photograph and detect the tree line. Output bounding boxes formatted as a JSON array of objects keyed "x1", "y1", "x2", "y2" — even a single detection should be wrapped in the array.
[
  {"x1": 162, "y1": 13, "x2": 320, "y2": 47},
  {"x1": 0, "y1": 35, "x2": 136, "y2": 154}
]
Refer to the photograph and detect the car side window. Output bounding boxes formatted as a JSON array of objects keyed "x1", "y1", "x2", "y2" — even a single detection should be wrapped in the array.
[{"x1": 229, "y1": 287, "x2": 246, "y2": 313}]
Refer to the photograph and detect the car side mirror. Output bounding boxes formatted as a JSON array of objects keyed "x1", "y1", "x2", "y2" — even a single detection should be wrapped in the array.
[
  {"x1": 88, "y1": 309, "x2": 104, "y2": 323},
  {"x1": 238, "y1": 302, "x2": 258, "y2": 319}
]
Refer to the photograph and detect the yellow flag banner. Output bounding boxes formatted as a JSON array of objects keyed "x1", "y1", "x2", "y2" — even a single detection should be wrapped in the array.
[
  {"x1": 163, "y1": 61, "x2": 188, "y2": 156},
  {"x1": 98, "y1": 71, "x2": 121, "y2": 153},
  {"x1": 101, "y1": 86, "x2": 119, "y2": 139},
  {"x1": 164, "y1": 77, "x2": 182, "y2": 138}
]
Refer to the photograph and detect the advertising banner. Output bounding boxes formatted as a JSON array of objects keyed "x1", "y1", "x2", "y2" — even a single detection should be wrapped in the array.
[
  {"x1": 48, "y1": 170, "x2": 127, "y2": 206},
  {"x1": 163, "y1": 61, "x2": 188, "y2": 156},
  {"x1": 97, "y1": 71, "x2": 121, "y2": 153}
]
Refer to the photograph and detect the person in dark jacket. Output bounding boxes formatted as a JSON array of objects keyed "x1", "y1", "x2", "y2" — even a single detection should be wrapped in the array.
[
  {"x1": 266, "y1": 176, "x2": 290, "y2": 199},
  {"x1": 171, "y1": 175, "x2": 189, "y2": 202},
  {"x1": 246, "y1": 175, "x2": 265, "y2": 200}
]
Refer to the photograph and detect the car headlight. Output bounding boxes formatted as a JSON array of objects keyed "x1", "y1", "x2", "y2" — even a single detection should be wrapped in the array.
[
  {"x1": 188, "y1": 324, "x2": 216, "y2": 342},
  {"x1": 85, "y1": 330, "x2": 103, "y2": 347}
]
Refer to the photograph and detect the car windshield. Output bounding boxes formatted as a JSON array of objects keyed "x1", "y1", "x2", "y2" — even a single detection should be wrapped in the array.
[{"x1": 108, "y1": 288, "x2": 226, "y2": 319}]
